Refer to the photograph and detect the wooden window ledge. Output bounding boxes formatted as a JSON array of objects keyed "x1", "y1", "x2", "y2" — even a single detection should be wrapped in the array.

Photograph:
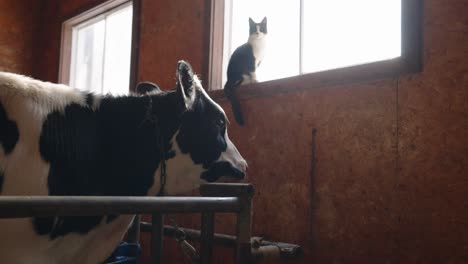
[{"x1": 207, "y1": 57, "x2": 420, "y2": 102}]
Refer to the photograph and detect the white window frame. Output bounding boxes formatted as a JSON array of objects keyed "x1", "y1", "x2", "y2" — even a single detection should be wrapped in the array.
[
  {"x1": 59, "y1": 0, "x2": 134, "y2": 90},
  {"x1": 207, "y1": 0, "x2": 422, "y2": 92}
]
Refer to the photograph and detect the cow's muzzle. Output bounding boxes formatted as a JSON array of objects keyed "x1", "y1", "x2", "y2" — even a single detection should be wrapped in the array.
[{"x1": 201, "y1": 161, "x2": 246, "y2": 183}]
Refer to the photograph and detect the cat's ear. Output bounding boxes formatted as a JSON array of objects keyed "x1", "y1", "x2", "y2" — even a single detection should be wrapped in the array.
[
  {"x1": 136, "y1": 82, "x2": 161, "y2": 94},
  {"x1": 249, "y1": 17, "x2": 255, "y2": 26},
  {"x1": 261, "y1": 17, "x2": 267, "y2": 24},
  {"x1": 176, "y1": 60, "x2": 196, "y2": 110}
]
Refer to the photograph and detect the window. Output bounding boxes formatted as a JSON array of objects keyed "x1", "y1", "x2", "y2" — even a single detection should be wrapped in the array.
[
  {"x1": 208, "y1": 0, "x2": 421, "y2": 91},
  {"x1": 60, "y1": 0, "x2": 134, "y2": 95}
]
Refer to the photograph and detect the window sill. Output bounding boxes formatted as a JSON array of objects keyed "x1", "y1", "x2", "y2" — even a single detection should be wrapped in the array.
[{"x1": 207, "y1": 57, "x2": 421, "y2": 102}]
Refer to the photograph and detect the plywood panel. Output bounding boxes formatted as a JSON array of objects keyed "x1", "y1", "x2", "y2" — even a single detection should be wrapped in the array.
[
  {"x1": 219, "y1": 79, "x2": 398, "y2": 263},
  {"x1": 137, "y1": 0, "x2": 207, "y2": 89},
  {"x1": 0, "y1": 0, "x2": 42, "y2": 75},
  {"x1": 397, "y1": 0, "x2": 468, "y2": 262}
]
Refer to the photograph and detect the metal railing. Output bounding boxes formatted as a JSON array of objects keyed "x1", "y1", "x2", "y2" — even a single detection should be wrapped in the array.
[{"x1": 0, "y1": 183, "x2": 254, "y2": 264}]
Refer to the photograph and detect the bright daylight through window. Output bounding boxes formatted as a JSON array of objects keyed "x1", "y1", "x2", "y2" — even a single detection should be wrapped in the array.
[
  {"x1": 222, "y1": 0, "x2": 401, "y2": 84},
  {"x1": 69, "y1": 3, "x2": 133, "y2": 95}
]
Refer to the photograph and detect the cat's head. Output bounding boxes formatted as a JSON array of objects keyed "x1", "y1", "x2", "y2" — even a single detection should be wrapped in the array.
[{"x1": 249, "y1": 17, "x2": 267, "y2": 39}]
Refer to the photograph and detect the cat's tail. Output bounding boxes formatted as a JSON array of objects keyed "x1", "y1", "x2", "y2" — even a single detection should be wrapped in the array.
[{"x1": 224, "y1": 84, "x2": 245, "y2": 126}]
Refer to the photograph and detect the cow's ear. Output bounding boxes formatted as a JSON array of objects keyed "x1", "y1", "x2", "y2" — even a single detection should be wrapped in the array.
[
  {"x1": 136, "y1": 82, "x2": 161, "y2": 94},
  {"x1": 176, "y1": 60, "x2": 196, "y2": 110}
]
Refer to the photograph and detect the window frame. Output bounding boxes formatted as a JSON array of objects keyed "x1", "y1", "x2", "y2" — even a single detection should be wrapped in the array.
[
  {"x1": 205, "y1": 0, "x2": 422, "y2": 97},
  {"x1": 58, "y1": 0, "x2": 141, "y2": 92}
]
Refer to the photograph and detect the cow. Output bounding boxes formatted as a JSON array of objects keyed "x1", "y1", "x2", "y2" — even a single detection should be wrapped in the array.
[{"x1": 0, "y1": 60, "x2": 247, "y2": 264}]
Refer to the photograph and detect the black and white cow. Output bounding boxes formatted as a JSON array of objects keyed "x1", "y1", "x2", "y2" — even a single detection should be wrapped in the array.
[{"x1": 0, "y1": 61, "x2": 247, "y2": 264}]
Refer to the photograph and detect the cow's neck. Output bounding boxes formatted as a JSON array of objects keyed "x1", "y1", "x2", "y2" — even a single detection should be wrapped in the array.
[{"x1": 94, "y1": 93, "x2": 180, "y2": 196}]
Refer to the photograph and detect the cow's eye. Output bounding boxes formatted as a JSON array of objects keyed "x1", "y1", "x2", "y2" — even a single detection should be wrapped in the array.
[{"x1": 215, "y1": 118, "x2": 225, "y2": 128}]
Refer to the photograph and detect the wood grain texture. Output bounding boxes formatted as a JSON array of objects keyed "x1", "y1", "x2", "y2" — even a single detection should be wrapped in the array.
[
  {"x1": 137, "y1": 0, "x2": 207, "y2": 89},
  {"x1": 0, "y1": 0, "x2": 42, "y2": 75},
  {"x1": 397, "y1": 0, "x2": 468, "y2": 262}
]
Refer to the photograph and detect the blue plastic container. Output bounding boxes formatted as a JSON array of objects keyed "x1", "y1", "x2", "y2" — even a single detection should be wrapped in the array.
[{"x1": 104, "y1": 242, "x2": 141, "y2": 264}]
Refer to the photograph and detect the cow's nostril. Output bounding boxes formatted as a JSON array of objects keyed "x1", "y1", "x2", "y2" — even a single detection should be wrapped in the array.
[
  {"x1": 236, "y1": 171, "x2": 246, "y2": 180},
  {"x1": 239, "y1": 160, "x2": 248, "y2": 173}
]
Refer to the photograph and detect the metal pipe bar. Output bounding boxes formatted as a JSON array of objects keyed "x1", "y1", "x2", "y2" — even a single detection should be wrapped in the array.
[
  {"x1": 200, "y1": 212, "x2": 215, "y2": 264},
  {"x1": 151, "y1": 213, "x2": 164, "y2": 264},
  {"x1": 0, "y1": 196, "x2": 240, "y2": 218}
]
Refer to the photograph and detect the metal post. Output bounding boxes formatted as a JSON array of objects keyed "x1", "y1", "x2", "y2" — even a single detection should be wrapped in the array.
[
  {"x1": 235, "y1": 195, "x2": 253, "y2": 264},
  {"x1": 199, "y1": 184, "x2": 255, "y2": 264},
  {"x1": 126, "y1": 215, "x2": 141, "y2": 243},
  {"x1": 200, "y1": 212, "x2": 215, "y2": 264},
  {"x1": 151, "y1": 213, "x2": 164, "y2": 264}
]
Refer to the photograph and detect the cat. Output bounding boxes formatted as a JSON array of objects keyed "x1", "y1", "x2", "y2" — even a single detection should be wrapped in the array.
[{"x1": 224, "y1": 17, "x2": 267, "y2": 126}]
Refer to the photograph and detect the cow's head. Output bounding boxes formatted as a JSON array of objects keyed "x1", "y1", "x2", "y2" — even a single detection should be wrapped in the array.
[{"x1": 145, "y1": 61, "x2": 247, "y2": 195}]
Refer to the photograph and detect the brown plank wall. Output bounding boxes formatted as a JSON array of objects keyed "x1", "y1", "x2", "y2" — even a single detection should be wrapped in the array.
[
  {"x1": 1, "y1": 0, "x2": 467, "y2": 263},
  {"x1": 0, "y1": 0, "x2": 42, "y2": 75}
]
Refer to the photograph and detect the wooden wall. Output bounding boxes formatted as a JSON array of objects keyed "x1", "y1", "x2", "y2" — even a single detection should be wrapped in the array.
[
  {"x1": 0, "y1": 0, "x2": 42, "y2": 75},
  {"x1": 6, "y1": 0, "x2": 468, "y2": 263}
]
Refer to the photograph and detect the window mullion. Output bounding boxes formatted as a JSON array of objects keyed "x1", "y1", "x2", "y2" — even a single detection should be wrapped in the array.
[
  {"x1": 70, "y1": 28, "x2": 78, "y2": 87},
  {"x1": 101, "y1": 16, "x2": 108, "y2": 94},
  {"x1": 227, "y1": 0, "x2": 234, "y2": 61},
  {"x1": 299, "y1": 0, "x2": 304, "y2": 75}
]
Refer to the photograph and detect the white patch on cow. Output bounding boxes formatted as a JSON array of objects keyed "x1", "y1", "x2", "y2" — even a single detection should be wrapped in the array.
[
  {"x1": 218, "y1": 130, "x2": 248, "y2": 174},
  {"x1": 0, "y1": 215, "x2": 134, "y2": 264},
  {"x1": 147, "y1": 131, "x2": 205, "y2": 196}
]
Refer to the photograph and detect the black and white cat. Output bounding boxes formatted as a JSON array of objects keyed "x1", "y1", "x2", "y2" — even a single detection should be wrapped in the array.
[{"x1": 224, "y1": 17, "x2": 267, "y2": 126}]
